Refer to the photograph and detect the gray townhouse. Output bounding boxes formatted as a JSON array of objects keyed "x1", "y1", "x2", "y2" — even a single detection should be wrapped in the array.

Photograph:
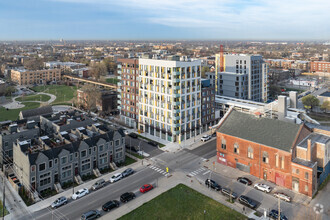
[{"x1": 13, "y1": 123, "x2": 125, "y2": 195}]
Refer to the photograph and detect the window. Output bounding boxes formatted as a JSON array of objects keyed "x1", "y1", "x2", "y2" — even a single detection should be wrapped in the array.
[
  {"x1": 262, "y1": 152, "x2": 269, "y2": 163},
  {"x1": 61, "y1": 156, "x2": 67, "y2": 164},
  {"x1": 89, "y1": 148, "x2": 92, "y2": 155},
  {"x1": 275, "y1": 154, "x2": 279, "y2": 167},
  {"x1": 75, "y1": 152, "x2": 78, "y2": 158},
  {"x1": 281, "y1": 156, "x2": 285, "y2": 169},
  {"x1": 305, "y1": 172, "x2": 309, "y2": 179},
  {"x1": 54, "y1": 158, "x2": 58, "y2": 165},
  {"x1": 39, "y1": 163, "x2": 46, "y2": 171},
  {"x1": 221, "y1": 139, "x2": 226, "y2": 150},
  {"x1": 69, "y1": 154, "x2": 73, "y2": 162},
  {"x1": 234, "y1": 143, "x2": 239, "y2": 154},
  {"x1": 305, "y1": 185, "x2": 308, "y2": 192},
  {"x1": 49, "y1": 160, "x2": 53, "y2": 168},
  {"x1": 81, "y1": 150, "x2": 87, "y2": 158},
  {"x1": 110, "y1": 141, "x2": 113, "y2": 146},
  {"x1": 296, "y1": 169, "x2": 300, "y2": 174},
  {"x1": 247, "y1": 147, "x2": 253, "y2": 159},
  {"x1": 31, "y1": 177, "x2": 35, "y2": 182},
  {"x1": 115, "y1": 140, "x2": 120, "y2": 146},
  {"x1": 31, "y1": 165, "x2": 36, "y2": 172},
  {"x1": 99, "y1": 145, "x2": 103, "y2": 152}
]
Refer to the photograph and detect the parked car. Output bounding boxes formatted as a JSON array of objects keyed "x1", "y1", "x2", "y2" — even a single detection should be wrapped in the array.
[
  {"x1": 201, "y1": 135, "x2": 211, "y2": 142},
  {"x1": 269, "y1": 209, "x2": 288, "y2": 220},
  {"x1": 51, "y1": 196, "x2": 67, "y2": 209},
  {"x1": 92, "y1": 179, "x2": 106, "y2": 190},
  {"x1": 273, "y1": 192, "x2": 291, "y2": 203},
  {"x1": 81, "y1": 210, "x2": 101, "y2": 220},
  {"x1": 211, "y1": 133, "x2": 217, "y2": 137},
  {"x1": 237, "y1": 177, "x2": 252, "y2": 185},
  {"x1": 221, "y1": 188, "x2": 238, "y2": 199},
  {"x1": 205, "y1": 179, "x2": 221, "y2": 191},
  {"x1": 128, "y1": 133, "x2": 138, "y2": 138},
  {"x1": 238, "y1": 195, "x2": 258, "y2": 209},
  {"x1": 147, "y1": 141, "x2": 158, "y2": 147},
  {"x1": 140, "y1": 184, "x2": 154, "y2": 193},
  {"x1": 102, "y1": 200, "x2": 120, "y2": 212},
  {"x1": 110, "y1": 173, "x2": 123, "y2": 183},
  {"x1": 120, "y1": 192, "x2": 136, "y2": 203},
  {"x1": 254, "y1": 183, "x2": 272, "y2": 193},
  {"x1": 122, "y1": 168, "x2": 134, "y2": 177},
  {"x1": 124, "y1": 130, "x2": 130, "y2": 135},
  {"x1": 72, "y1": 188, "x2": 89, "y2": 200}
]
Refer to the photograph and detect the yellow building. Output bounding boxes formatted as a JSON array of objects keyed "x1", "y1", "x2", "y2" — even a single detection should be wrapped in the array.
[{"x1": 11, "y1": 69, "x2": 61, "y2": 85}]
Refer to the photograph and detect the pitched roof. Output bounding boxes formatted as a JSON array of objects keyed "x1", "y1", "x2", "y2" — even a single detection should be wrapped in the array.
[
  {"x1": 217, "y1": 110, "x2": 302, "y2": 152},
  {"x1": 20, "y1": 106, "x2": 53, "y2": 118}
]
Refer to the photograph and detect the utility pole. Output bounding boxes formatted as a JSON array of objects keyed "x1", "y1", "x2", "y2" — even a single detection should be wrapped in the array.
[
  {"x1": 2, "y1": 164, "x2": 5, "y2": 219},
  {"x1": 278, "y1": 197, "x2": 280, "y2": 220}
]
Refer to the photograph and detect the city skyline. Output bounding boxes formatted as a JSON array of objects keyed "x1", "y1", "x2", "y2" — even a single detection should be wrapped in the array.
[{"x1": 0, "y1": 0, "x2": 329, "y2": 40}]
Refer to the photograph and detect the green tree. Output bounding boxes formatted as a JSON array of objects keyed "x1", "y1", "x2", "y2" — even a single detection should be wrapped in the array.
[
  {"x1": 320, "y1": 101, "x2": 330, "y2": 113},
  {"x1": 302, "y1": 94, "x2": 320, "y2": 111},
  {"x1": 201, "y1": 66, "x2": 210, "y2": 78}
]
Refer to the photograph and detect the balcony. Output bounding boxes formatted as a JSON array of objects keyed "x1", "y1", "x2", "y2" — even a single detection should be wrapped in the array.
[
  {"x1": 174, "y1": 86, "x2": 180, "y2": 90},
  {"x1": 117, "y1": 88, "x2": 122, "y2": 92},
  {"x1": 117, "y1": 70, "x2": 122, "y2": 74},
  {"x1": 173, "y1": 92, "x2": 180, "y2": 98},
  {"x1": 117, "y1": 76, "x2": 121, "y2": 80},
  {"x1": 173, "y1": 123, "x2": 180, "y2": 128},
  {"x1": 173, "y1": 108, "x2": 180, "y2": 113},
  {"x1": 174, "y1": 71, "x2": 180, "y2": 76},
  {"x1": 117, "y1": 82, "x2": 121, "y2": 86},
  {"x1": 118, "y1": 106, "x2": 121, "y2": 110},
  {"x1": 117, "y1": 94, "x2": 121, "y2": 99},
  {"x1": 173, "y1": 101, "x2": 180, "y2": 106},
  {"x1": 117, "y1": 100, "x2": 121, "y2": 104},
  {"x1": 173, "y1": 115, "x2": 180, "y2": 120},
  {"x1": 173, "y1": 78, "x2": 180, "y2": 83}
]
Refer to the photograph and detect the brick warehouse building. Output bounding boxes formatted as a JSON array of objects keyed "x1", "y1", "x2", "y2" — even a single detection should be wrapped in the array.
[{"x1": 216, "y1": 109, "x2": 329, "y2": 197}]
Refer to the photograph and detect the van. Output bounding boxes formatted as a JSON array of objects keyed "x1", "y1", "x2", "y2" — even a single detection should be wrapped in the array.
[{"x1": 92, "y1": 179, "x2": 105, "y2": 190}]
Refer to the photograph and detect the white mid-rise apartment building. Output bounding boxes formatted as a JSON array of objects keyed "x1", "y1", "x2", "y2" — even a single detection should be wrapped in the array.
[
  {"x1": 138, "y1": 58, "x2": 202, "y2": 143},
  {"x1": 215, "y1": 54, "x2": 268, "y2": 102}
]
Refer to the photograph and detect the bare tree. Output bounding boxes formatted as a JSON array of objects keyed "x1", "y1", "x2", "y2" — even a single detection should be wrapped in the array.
[
  {"x1": 90, "y1": 63, "x2": 107, "y2": 80},
  {"x1": 80, "y1": 84, "x2": 101, "y2": 111}
]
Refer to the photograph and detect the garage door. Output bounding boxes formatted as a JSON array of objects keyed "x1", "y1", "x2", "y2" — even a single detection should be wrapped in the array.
[{"x1": 236, "y1": 162, "x2": 250, "y2": 173}]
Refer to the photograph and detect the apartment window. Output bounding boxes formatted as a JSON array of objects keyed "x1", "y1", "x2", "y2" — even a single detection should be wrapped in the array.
[
  {"x1": 31, "y1": 165, "x2": 36, "y2": 172},
  {"x1": 61, "y1": 156, "x2": 67, "y2": 164},
  {"x1": 49, "y1": 160, "x2": 53, "y2": 168},
  {"x1": 75, "y1": 152, "x2": 78, "y2": 158},
  {"x1": 115, "y1": 140, "x2": 120, "y2": 146},
  {"x1": 296, "y1": 169, "x2": 300, "y2": 174},
  {"x1": 281, "y1": 156, "x2": 285, "y2": 169},
  {"x1": 305, "y1": 185, "x2": 308, "y2": 192},
  {"x1": 305, "y1": 172, "x2": 309, "y2": 180},
  {"x1": 69, "y1": 154, "x2": 73, "y2": 162},
  {"x1": 262, "y1": 152, "x2": 269, "y2": 163},
  {"x1": 81, "y1": 150, "x2": 87, "y2": 158},
  {"x1": 54, "y1": 158, "x2": 58, "y2": 165},
  {"x1": 234, "y1": 143, "x2": 239, "y2": 154},
  {"x1": 221, "y1": 139, "x2": 226, "y2": 150},
  {"x1": 247, "y1": 147, "x2": 253, "y2": 159},
  {"x1": 89, "y1": 148, "x2": 92, "y2": 155},
  {"x1": 110, "y1": 141, "x2": 113, "y2": 146},
  {"x1": 99, "y1": 145, "x2": 103, "y2": 152},
  {"x1": 39, "y1": 163, "x2": 46, "y2": 171},
  {"x1": 275, "y1": 154, "x2": 279, "y2": 167}
]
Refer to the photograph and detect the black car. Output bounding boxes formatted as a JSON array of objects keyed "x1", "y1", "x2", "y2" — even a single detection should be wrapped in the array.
[
  {"x1": 238, "y1": 195, "x2": 257, "y2": 209},
  {"x1": 147, "y1": 141, "x2": 158, "y2": 147},
  {"x1": 128, "y1": 133, "x2": 138, "y2": 138},
  {"x1": 120, "y1": 192, "x2": 136, "y2": 203},
  {"x1": 102, "y1": 200, "x2": 120, "y2": 212},
  {"x1": 237, "y1": 177, "x2": 252, "y2": 185},
  {"x1": 205, "y1": 179, "x2": 221, "y2": 191},
  {"x1": 221, "y1": 188, "x2": 238, "y2": 199},
  {"x1": 269, "y1": 209, "x2": 288, "y2": 220},
  {"x1": 122, "y1": 168, "x2": 134, "y2": 177}
]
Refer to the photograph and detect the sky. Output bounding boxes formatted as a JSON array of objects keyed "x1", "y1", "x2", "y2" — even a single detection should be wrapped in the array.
[{"x1": 0, "y1": 0, "x2": 329, "y2": 40}]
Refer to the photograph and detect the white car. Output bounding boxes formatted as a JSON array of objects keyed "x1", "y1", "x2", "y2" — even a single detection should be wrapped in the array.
[
  {"x1": 72, "y1": 188, "x2": 89, "y2": 200},
  {"x1": 254, "y1": 183, "x2": 272, "y2": 193},
  {"x1": 273, "y1": 192, "x2": 291, "y2": 202},
  {"x1": 201, "y1": 135, "x2": 211, "y2": 142},
  {"x1": 110, "y1": 173, "x2": 123, "y2": 183}
]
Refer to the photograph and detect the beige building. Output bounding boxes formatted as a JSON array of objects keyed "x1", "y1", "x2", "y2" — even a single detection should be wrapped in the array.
[{"x1": 11, "y1": 69, "x2": 61, "y2": 85}]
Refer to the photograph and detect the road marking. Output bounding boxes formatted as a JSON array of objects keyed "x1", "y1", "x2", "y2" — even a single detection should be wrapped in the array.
[
  {"x1": 155, "y1": 168, "x2": 161, "y2": 172},
  {"x1": 202, "y1": 170, "x2": 210, "y2": 175},
  {"x1": 191, "y1": 171, "x2": 198, "y2": 175},
  {"x1": 189, "y1": 173, "x2": 195, "y2": 176},
  {"x1": 160, "y1": 171, "x2": 166, "y2": 175}
]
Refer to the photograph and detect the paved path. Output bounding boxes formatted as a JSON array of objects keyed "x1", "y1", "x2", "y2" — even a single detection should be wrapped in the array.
[{"x1": 2, "y1": 92, "x2": 56, "y2": 110}]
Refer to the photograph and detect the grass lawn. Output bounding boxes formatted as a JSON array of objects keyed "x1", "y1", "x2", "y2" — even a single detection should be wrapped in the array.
[
  {"x1": 16, "y1": 94, "x2": 51, "y2": 102},
  {"x1": 137, "y1": 135, "x2": 166, "y2": 148},
  {"x1": 127, "y1": 151, "x2": 144, "y2": 159},
  {"x1": 106, "y1": 78, "x2": 120, "y2": 84},
  {"x1": 120, "y1": 184, "x2": 246, "y2": 220},
  {"x1": 308, "y1": 113, "x2": 330, "y2": 122},
  {"x1": 31, "y1": 85, "x2": 78, "y2": 104},
  {"x1": 0, "y1": 200, "x2": 9, "y2": 216},
  {"x1": 124, "y1": 155, "x2": 137, "y2": 166},
  {"x1": 0, "y1": 102, "x2": 40, "y2": 121}
]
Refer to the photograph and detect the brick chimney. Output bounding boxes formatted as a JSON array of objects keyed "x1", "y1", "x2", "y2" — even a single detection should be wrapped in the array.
[{"x1": 307, "y1": 139, "x2": 311, "y2": 161}]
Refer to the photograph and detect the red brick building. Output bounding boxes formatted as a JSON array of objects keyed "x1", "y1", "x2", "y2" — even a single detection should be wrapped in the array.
[
  {"x1": 215, "y1": 109, "x2": 328, "y2": 197},
  {"x1": 310, "y1": 61, "x2": 330, "y2": 72}
]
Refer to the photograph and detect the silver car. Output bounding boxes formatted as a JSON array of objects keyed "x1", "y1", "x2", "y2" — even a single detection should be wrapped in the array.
[{"x1": 51, "y1": 196, "x2": 67, "y2": 209}]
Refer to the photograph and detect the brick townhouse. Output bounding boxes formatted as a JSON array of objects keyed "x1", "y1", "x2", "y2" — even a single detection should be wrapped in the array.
[{"x1": 216, "y1": 109, "x2": 329, "y2": 197}]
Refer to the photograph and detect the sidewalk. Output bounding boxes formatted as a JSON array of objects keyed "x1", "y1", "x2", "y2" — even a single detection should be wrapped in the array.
[
  {"x1": 101, "y1": 171, "x2": 251, "y2": 220},
  {"x1": 203, "y1": 156, "x2": 312, "y2": 206},
  {"x1": 27, "y1": 158, "x2": 149, "y2": 213}
]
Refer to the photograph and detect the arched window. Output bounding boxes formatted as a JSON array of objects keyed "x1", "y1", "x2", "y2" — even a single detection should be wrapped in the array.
[
  {"x1": 221, "y1": 138, "x2": 226, "y2": 150},
  {"x1": 248, "y1": 147, "x2": 253, "y2": 159},
  {"x1": 262, "y1": 152, "x2": 269, "y2": 163},
  {"x1": 234, "y1": 143, "x2": 239, "y2": 154}
]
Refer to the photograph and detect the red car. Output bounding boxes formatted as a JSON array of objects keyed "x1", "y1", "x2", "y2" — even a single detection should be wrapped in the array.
[{"x1": 140, "y1": 184, "x2": 153, "y2": 193}]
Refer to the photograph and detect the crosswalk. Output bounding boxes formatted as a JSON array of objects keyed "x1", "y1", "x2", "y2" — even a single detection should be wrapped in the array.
[
  {"x1": 149, "y1": 165, "x2": 170, "y2": 177},
  {"x1": 188, "y1": 167, "x2": 210, "y2": 177}
]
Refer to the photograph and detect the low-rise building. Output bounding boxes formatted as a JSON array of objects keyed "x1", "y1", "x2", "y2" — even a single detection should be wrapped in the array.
[{"x1": 11, "y1": 69, "x2": 61, "y2": 85}]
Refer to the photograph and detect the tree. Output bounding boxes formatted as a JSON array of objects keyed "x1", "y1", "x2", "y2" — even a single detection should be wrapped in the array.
[
  {"x1": 80, "y1": 84, "x2": 101, "y2": 111},
  {"x1": 102, "y1": 58, "x2": 117, "y2": 75},
  {"x1": 201, "y1": 66, "x2": 210, "y2": 78},
  {"x1": 302, "y1": 94, "x2": 320, "y2": 111},
  {"x1": 320, "y1": 101, "x2": 330, "y2": 113},
  {"x1": 90, "y1": 63, "x2": 107, "y2": 80},
  {"x1": 24, "y1": 58, "x2": 44, "y2": 70}
]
